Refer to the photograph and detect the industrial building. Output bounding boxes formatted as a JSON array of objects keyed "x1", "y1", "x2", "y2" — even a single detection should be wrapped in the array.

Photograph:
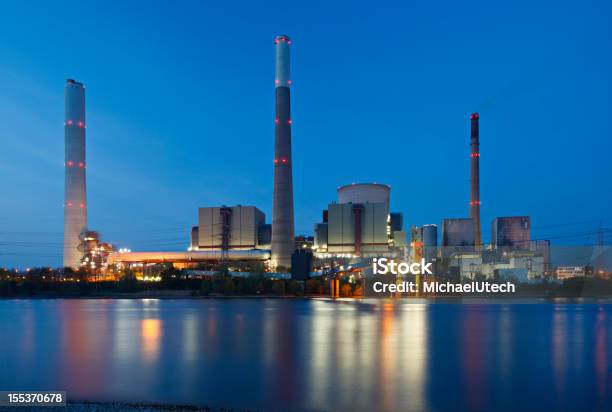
[
  {"x1": 410, "y1": 224, "x2": 438, "y2": 263},
  {"x1": 63, "y1": 79, "x2": 88, "y2": 268},
  {"x1": 491, "y1": 216, "x2": 531, "y2": 250},
  {"x1": 271, "y1": 34, "x2": 295, "y2": 269},
  {"x1": 313, "y1": 183, "x2": 404, "y2": 257},
  {"x1": 448, "y1": 251, "x2": 546, "y2": 281},
  {"x1": 441, "y1": 218, "x2": 475, "y2": 257},
  {"x1": 197, "y1": 206, "x2": 267, "y2": 251}
]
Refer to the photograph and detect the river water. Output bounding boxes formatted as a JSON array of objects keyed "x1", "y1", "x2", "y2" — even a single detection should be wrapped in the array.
[{"x1": 0, "y1": 298, "x2": 610, "y2": 411}]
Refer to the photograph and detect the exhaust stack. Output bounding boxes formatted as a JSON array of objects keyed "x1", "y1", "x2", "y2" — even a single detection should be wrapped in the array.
[
  {"x1": 271, "y1": 35, "x2": 295, "y2": 268},
  {"x1": 63, "y1": 79, "x2": 88, "y2": 268},
  {"x1": 470, "y1": 113, "x2": 482, "y2": 249}
]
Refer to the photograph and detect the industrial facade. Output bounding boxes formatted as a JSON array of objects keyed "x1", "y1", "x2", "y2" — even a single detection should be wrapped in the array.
[
  {"x1": 197, "y1": 206, "x2": 266, "y2": 250},
  {"x1": 410, "y1": 224, "x2": 438, "y2": 262},
  {"x1": 314, "y1": 183, "x2": 402, "y2": 257},
  {"x1": 492, "y1": 216, "x2": 531, "y2": 250},
  {"x1": 327, "y1": 202, "x2": 390, "y2": 254},
  {"x1": 63, "y1": 79, "x2": 88, "y2": 268},
  {"x1": 441, "y1": 218, "x2": 475, "y2": 256},
  {"x1": 271, "y1": 34, "x2": 295, "y2": 268}
]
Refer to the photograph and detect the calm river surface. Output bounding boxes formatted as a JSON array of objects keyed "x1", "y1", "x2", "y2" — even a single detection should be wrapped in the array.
[{"x1": 0, "y1": 298, "x2": 611, "y2": 411}]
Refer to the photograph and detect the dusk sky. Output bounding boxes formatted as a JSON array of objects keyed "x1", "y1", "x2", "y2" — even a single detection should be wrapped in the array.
[{"x1": 1, "y1": 0, "x2": 610, "y2": 267}]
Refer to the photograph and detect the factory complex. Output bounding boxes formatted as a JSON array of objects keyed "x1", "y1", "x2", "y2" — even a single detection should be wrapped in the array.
[{"x1": 61, "y1": 35, "x2": 588, "y2": 286}]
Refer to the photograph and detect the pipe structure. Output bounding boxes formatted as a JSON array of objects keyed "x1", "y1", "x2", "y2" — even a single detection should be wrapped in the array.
[
  {"x1": 107, "y1": 250, "x2": 271, "y2": 265},
  {"x1": 63, "y1": 79, "x2": 87, "y2": 268},
  {"x1": 271, "y1": 35, "x2": 295, "y2": 268},
  {"x1": 470, "y1": 113, "x2": 482, "y2": 249}
]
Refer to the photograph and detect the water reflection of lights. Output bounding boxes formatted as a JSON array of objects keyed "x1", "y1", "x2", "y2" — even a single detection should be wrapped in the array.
[
  {"x1": 141, "y1": 319, "x2": 162, "y2": 362},
  {"x1": 498, "y1": 305, "x2": 513, "y2": 380},
  {"x1": 400, "y1": 303, "x2": 427, "y2": 412},
  {"x1": 595, "y1": 308, "x2": 608, "y2": 400},
  {"x1": 141, "y1": 299, "x2": 160, "y2": 312},
  {"x1": 462, "y1": 306, "x2": 487, "y2": 411},
  {"x1": 263, "y1": 300, "x2": 278, "y2": 366},
  {"x1": 379, "y1": 302, "x2": 396, "y2": 411},
  {"x1": 552, "y1": 305, "x2": 568, "y2": 397},
  {"x1": 309, "y1": 300, "x2": 334, "y2": 408},
  {"x1": 182, "y1": 313, "x2": 198, "y2": 363}
]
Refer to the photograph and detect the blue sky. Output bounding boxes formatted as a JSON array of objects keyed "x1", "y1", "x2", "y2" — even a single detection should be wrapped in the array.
[{"x1": 0, "y1": 0, "x2": 610, "y2": 267}]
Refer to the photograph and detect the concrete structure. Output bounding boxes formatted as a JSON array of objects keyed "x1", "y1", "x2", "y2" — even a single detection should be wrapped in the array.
[
  {"x1": 338, "y1": 183, "x2": 390, "y2": 205},
  {"x1": 314, "y1": 183, "x2": 401, "y2": 257},
  {"x1": 190, "y1": 226, "x2": 199, "y2": 250},
  {"x1": 422, "y1": 224, "x2": 438, "y2": 262},
  {"x1": 470, "y1": 113, "x2": 482, "y2": 249},
  {"x1": 63, "y1": 79, "x2": 88, "y2": 268},
  {"x1": 492, "y1": 216, "x2": 530, "y2": 250},
  {"x1": 441, "y1": 218, "x2": 475, "y2": 257},
  {"x1": 271, "y1": 34, "x2": 295, "y2": 268},
  {"x1": 198, "y1": 206, "x2": 266, "y2": 250},
  {"x1": 327, "y1": 202, "x2": 389, "y2": 255},
  {"x1": 530, "y1": 239, "x2": 551, "y2": 272},
  {"x1": 314, "y1": 223, "x2": 328, "y2": 251},
  {"x1": 441, "y1": 218, "x2": 475, "y2": 247}
]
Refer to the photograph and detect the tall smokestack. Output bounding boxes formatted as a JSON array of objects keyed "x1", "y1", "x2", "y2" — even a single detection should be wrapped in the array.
[
  {"x1": 63, "y1": 79, "x2": 87, "y2": 268},
  {"x1": 271, "y1": 35, "x2": 295, "y2": 269},
  {"x1": 470, "y1": 113, "x2": 482, "y2": 249}
]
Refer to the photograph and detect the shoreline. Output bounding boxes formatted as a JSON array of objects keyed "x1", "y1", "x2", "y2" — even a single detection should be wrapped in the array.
[
  {"x1": 11, "y1": 401, "x2": 232, "y2": 412},
  {"x1": 1, "y1": 293, "x2": 612, "y2": 303}
]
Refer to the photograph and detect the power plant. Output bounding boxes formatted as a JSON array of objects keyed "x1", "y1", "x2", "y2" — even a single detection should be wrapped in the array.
[
  {"x1": 271, "y1": 35, "x2": 295, "y2": 269},
  {"x1": 63, "y1": 79, "x2": 88, "y2": 268},
  {"x1": 57, "y1": 37, "x2": 564, "y2": 283},
  {"x1": 470, "y1": 113, "x2": 482, "y2": 249}
]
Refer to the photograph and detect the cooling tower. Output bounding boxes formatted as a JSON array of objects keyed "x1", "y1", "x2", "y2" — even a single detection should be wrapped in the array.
[
  {"x1": 470, "y1": 113, "x2": 482, "y2": 249},
  {"x1": 63, "y1": 79, "x2": 87, "y2": 268},
  {"x1": 271, "y1": 35, "x2": 295, "y2": 268}
]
